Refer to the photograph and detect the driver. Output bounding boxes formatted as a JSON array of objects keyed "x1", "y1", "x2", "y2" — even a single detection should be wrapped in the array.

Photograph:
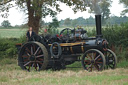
[{"x1": 26, "y1": 27, "x2": 36, "y2": 41}]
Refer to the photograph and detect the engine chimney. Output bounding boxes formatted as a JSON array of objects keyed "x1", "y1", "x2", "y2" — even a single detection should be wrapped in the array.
[{"x1": 95, "y1": 15, "x2": 102, "y2": 38}]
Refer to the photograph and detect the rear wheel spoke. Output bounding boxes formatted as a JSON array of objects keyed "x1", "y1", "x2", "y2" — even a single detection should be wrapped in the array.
[
  {"x1": 37, "y1": 58, "x2": 43, "y2": 61},
  {"x1": 32, "y1": 44, "x2": 36, "y2": 52},
  {"x1": 26, "y1": 47, "x2": 31, "y2": 54},
  {"x1": 36, "y1": 55, "x2": 44, "y2": 58},
  {"x1": 84, "y1": 60, "x2": 91, "y2": 65},
  {"x1": 31, "y1": 46, "x2": 33, "y2": 55},
  {"x1": 37, "y1": 50, "x2": 42, "y2": 55},
  {"x1": 94, "y1": 64, "x2": 99, "y2": 71},
  {"x1": 36, "y1": 61, "x2": 43, "y2": 65},
  {"x1": 28, "y1": 63, "x2": 31, "y2": 71},
  {"x1": 24, "y1": 61, "x2": 31, "y2": 66},
  {"x1": 31, "y1": 63, "x2": 34, "y2": 70},
  {"x1": 34, "y1": 47, "x2": 40, "y2": 55},
  {"x1": 34, "y1": 63, "x2": 37, "y2": 71}
]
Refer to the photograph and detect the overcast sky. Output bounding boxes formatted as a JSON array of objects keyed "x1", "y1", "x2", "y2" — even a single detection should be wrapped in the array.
[{"x1": 0, "y1": 0, "x2": 126, "y2": 26}]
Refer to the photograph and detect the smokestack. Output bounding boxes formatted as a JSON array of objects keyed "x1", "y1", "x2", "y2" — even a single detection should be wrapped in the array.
[{"x1": 95, "y1": 15, "x2": 102, "y2": 38}]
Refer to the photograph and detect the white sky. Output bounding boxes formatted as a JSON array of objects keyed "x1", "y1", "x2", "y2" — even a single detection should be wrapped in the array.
[{"x1": 0, "y1": 0, "x2": 126, "y2": 26}]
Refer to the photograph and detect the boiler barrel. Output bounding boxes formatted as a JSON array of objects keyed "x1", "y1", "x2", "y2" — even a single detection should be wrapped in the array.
[{"x1": 61, "y1": 40, "x2": 97, "y2": 54}]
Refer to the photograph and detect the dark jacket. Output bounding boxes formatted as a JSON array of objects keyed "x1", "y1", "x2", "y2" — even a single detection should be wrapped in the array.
[{"x1": 26, "y1": 31, "x2": 36, "y2": 41}]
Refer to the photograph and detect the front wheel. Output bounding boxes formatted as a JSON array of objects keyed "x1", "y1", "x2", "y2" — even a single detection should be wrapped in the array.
[
  {"x1": 104, "y1": 49, "x2": 117, "y2": 69},
  {"x1": 82, "y1": 49, "x2": 106, "y2": 72}
]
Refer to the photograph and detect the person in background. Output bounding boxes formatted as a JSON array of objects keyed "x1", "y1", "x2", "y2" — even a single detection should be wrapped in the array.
[{"x1": 26, "y1": 27, "x2": 36, "y2": 41}]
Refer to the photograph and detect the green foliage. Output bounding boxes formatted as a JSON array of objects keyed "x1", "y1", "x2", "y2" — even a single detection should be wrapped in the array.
[
  {"x1": 102, "y1": 23, "x2": 128, "y2": 47},
  {"x1": 71, "y1": 19, "x2": 78, "y2": 27},
  {"x1": 100, "y1": 0, "x2": 112, "y2": 25},
  {"x1": 117, "y1": 60, "x2": 128, "y2": 68},
  {"x1": 0, "y1": 36, "x2": 26, "y2": 58},
  {"x1": 113, "y1": 46, "x2": 128, "y2": 62},
  {"x1": 47, "y1": 28, "x2": 59, "y2": 35},
  {"x1": 64, "y1": 18, "x2": 71, "y2": 27},
  {"x1": 1, "y1": 20, "x2": 11, "y2": 28},
  {"x1": 0, "y1": 58, "x2": 16, "y2": 65},
  {"x1": 106, "y1": 16, "x2": 128, "y2": 25},
  {"x1": 59, "y1": 16, "x2": 128, "y2": 27},
  {"x1": 48, "y1": 18, "x2": 60, "y2": 29},
  {"x1": 0, "y1": 38, "x2": 16, "y2": 58},
  {"x1": 119, "y1": 0, "x2": 128, "y2": 15}
]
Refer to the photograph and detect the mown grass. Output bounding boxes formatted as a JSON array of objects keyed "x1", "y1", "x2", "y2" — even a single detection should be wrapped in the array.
[{"x1": 0, "y1": 58, "x2": 128, "y2": 85}]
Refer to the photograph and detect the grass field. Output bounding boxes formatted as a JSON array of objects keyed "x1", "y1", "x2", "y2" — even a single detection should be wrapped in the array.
[
  {"x1": 0, "y1": 27, "x2": 95, "y2": 38},
  {"x1": 0, "y1": 28, "x2": 27, "y2": 38},
  {"x1": 0, "y1": 58, "x2": 128, "y2": 85}
]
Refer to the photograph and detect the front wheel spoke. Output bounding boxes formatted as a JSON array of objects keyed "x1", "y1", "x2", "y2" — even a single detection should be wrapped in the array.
[
  {"x1": 97, "y1": 58, "x2": 102, "y2": 61},
  {"x1": 86, "y1": 64, "x2": 92, "y2": 70},
  {"x1": 88, "y1": 53, "x2": 92, "y2": 59},
  {"x1": 24, "y1": 61, "x2": 31, "y2": 66},
  {"x1": 108, "y1": 64, "x2": 114, "y2": 68},
  {"x1": 108, "y1": 56, "x2": 114, "y2": 59},
  {"x1": 95, "y1": 61, "x2": 103, "y2": 64},
  {"x1": 107, "y1": 53, "x2": 112, "y2": 57},
  {"x1": 90, "y1": 64, "x2": 93, "y2": 71},
  {"x1": 91, "y1": 53, "x2": 96, "y2": 59},
  {"x1": 93, "y1": 53, "x2": 96, "y2": 59}
]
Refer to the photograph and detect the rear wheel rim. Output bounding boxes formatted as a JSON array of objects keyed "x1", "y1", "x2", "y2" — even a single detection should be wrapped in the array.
[{"x1": 19, "y1": 42, "x2": 48, "y2": 71}]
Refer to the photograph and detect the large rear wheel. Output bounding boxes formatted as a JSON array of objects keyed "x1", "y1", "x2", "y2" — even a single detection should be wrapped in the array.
[
  {"x1": 82, "y1": 49, "x2": 106, "y2": 72},
  {"x1": 18, "y1": 42, "x2": 48, "y2": 71}
]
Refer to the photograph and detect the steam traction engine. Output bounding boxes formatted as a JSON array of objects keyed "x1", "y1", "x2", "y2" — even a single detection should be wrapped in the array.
[{"x1": 16, "y1": 15, "x2": 117, "y2": 71}]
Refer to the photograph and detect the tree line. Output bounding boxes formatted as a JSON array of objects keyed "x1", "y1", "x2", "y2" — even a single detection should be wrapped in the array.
[{"x1": 1, "y1": 15, "x2": 128, "y2": 28}]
